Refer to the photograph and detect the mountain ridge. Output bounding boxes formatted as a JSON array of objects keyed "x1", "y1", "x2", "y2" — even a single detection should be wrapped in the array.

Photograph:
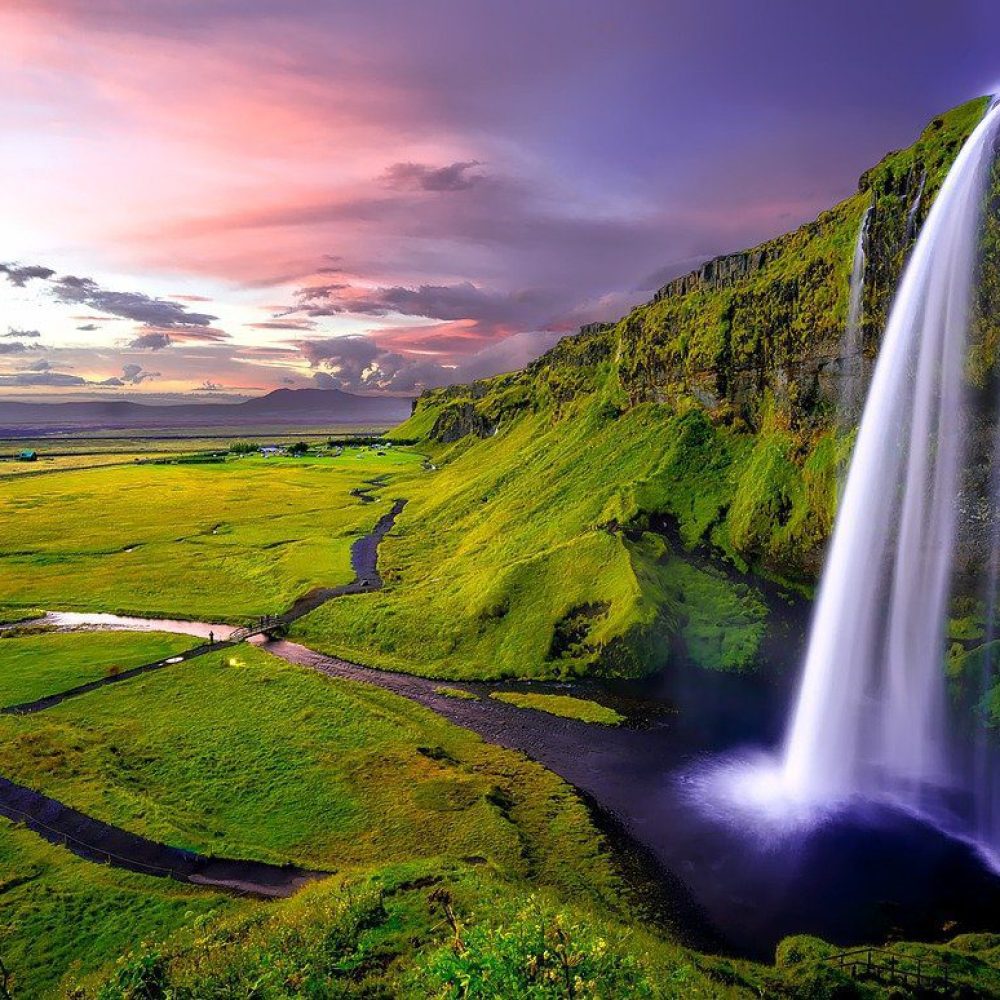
[{"x1": 0, "y1": 387, "x2": 413, "y2": 434}]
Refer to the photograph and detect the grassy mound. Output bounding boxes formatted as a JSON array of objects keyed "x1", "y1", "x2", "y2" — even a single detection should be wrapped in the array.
[{"x1": 489, "y1": 691, "x2": 625, "y2": 726}]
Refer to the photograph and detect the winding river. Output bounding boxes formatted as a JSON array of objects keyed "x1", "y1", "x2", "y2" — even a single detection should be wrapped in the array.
[{"x1": 5, "y1": 495, "x2": 1000, "y2": 958}]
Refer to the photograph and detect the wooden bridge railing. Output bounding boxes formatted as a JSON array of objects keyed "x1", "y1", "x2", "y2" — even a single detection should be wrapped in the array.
[
  {"x1": 813, "y1": 946, "x2": 954, "y2": 991},
  {"x1": 227, "y1": 615, "x2": 287, "y2": 644}
]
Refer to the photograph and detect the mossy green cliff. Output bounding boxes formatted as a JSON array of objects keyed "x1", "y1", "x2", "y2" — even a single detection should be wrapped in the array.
[{"x1": 294, "y1": 97, "x2": 994, "y2": 683}]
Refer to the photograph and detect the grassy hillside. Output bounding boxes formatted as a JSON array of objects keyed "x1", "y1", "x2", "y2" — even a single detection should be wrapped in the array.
[
  {"x1": 293, "y1": 98, "x2": 990, "y2": 682},
  {"x1": 72, "y1": 859, "x2": 1000, "y2": 998}
]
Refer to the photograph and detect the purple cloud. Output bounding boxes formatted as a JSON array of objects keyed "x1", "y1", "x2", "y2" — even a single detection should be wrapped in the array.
[
  {"x1": 0, "y1": 263, "x2": 55, "y2": 286},
  {"x1": 121, "y1": 363, "x2": 160, "y2": 384},
  {"x1": 382, "y1": 160, "x2": 484, "y2": 192},
  {"x1": 0, "y1": 371, "x2": 87, "y2": 387},
  {"x1": 53, "y1": 274, "x2": 218, "y2": 327},
  {"x1": 128, "y1": 331, "x2": 172, "y2": 350}
]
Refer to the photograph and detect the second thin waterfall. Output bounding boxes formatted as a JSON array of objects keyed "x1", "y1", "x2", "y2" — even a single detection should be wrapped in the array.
[{"x1": 837, "y1": 204, "x2": 871, "y2": 426}]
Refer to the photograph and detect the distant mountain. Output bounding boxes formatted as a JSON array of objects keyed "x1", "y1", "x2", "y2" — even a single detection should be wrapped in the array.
[{"x1": 0, "y1": 387, "x2": 413, "y2": 436}]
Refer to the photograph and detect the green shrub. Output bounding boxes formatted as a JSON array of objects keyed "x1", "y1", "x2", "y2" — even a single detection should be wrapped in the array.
[{"x1": 415, "y1": 896, "x2": 658, "y2": 998}]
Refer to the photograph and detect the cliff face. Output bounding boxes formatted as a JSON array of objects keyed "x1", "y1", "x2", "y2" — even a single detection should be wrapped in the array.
[
  {"x1": 406, "y1": 97, "x2": 992, "y2": 584},
  {"x1": 296, "y1": 97, "x2": 996, "y2": 686}
]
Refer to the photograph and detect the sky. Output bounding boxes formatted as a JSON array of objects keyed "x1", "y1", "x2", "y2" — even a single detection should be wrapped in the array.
[{"x1": 3, "y1": 1, "x2": 1000, "y2": 401}]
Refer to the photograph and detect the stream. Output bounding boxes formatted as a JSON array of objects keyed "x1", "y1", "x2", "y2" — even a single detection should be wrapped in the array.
[{"x1": 6, "y1": 498, "x2": 1000, "y2": 958}]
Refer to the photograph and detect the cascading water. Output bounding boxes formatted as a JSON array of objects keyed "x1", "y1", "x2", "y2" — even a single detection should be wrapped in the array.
[
  {"x1": 906, "y1": 170, "x2": 927, "y2": 240},
  {"x1": 837, "y1": 205, "x2": 871, "y2": 426},
  {"x1": 783, "y1": 99, "x2": 1000, "y2": 811}
]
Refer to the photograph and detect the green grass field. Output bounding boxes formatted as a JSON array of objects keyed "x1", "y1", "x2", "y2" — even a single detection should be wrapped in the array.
[
  {"x1": 0, "y1": 630, "x2": 193, "y2": 706},
  {"x1": 0, "y1": 448, "x2": 423, "y2": 622},
  {"x1": 292, "y1": 404, "x2": 769, "y2": 681},
  {"x1": 0, "y1": 642, "x2": 618, "y2": 888},
  {"x1": 0, "y1": 820, "x2": 239, "y2": 998},
  {"x1": 0, "y1": 635, "x2": 626, "y2": 995}
]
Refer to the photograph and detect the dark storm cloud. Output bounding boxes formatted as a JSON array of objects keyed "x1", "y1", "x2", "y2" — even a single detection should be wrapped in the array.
[
  {"x1": 23, "y1": 359, "x2": 53, "y2": 372},
  {"x1": 4, "y1": 327, "x2": 41, "y2": 338},
  {"x1": 0, "y1": 342, "x2": 27, "y2": 355},
  {"x1": 77, "y1": 323, "x2": 100, "y2": 332},
  {"x1": 382, "y1": 160, "x2": 484, "y2": 192}
]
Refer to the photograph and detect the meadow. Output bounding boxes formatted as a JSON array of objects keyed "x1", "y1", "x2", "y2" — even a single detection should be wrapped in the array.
[
  {"x1": 0, "y1": 446, "x2": 424, "y2": 622},
  {"x1": 0, "y1": 629, "x2": 193, "y2": 706},
  {"x1": 0, "y1": 629, "x2": 627, "y2": 994},
  {"x1": 0, "y1": 820, "x2": 239, "y2": 997},
  {"x1": 0, "y1": 641, "x2": 615, "y2": 878}
]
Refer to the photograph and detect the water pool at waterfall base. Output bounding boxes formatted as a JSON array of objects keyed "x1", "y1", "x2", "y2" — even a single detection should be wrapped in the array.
[{"x1": 667, "y1": 747, "x2": 1000, "y2": 957}]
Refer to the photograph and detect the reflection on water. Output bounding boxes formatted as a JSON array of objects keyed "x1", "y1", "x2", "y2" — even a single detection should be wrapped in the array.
[{"x1": 44, "y1": 611, "x2": 236, "y2": 640}]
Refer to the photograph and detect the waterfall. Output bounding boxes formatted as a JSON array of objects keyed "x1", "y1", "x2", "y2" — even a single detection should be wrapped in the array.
[
  {"x1": 837, "y1": 205, "x2": 871, "y2": 425},
  {"x1": 781, "y1": 100, "x2": 1000, "y2": 809}
]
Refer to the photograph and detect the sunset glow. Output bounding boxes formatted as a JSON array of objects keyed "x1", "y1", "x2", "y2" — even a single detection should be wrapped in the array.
[{"x1": 3, "y1": 0, "x2": 997, "y2": 399}]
